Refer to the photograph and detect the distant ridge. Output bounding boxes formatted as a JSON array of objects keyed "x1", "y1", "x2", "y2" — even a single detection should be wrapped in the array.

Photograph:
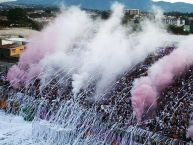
[{"x1": 5, "y1": 0, "x2": 193, "y2": 12}]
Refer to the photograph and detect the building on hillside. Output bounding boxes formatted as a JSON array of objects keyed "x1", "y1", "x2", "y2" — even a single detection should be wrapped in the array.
[
  {"x1": 163, "y1": 16, "x2": 185, "y2": 26},
  {"x1": 125, "y1": 9, "x2": 140, "y2": 15},
  {"x1": 0, "y1": 44, "x2": 24, "y2": 58},
  {"x1": 183, "y1": 18, "x2": 193, "y2": 32},
  {"x1": 0, "y1": 37, "x2": 26, "y2": 62}
]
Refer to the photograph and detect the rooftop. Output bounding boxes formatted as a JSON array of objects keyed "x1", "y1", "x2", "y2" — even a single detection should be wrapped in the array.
[{"x1": 0, "y1": 44, "x2": 23, "y2": 49}]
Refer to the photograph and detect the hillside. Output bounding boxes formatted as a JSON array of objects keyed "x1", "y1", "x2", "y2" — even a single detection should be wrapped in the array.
[{"x1": 12, "y1": 0, "x2": 193, "y2": 12}]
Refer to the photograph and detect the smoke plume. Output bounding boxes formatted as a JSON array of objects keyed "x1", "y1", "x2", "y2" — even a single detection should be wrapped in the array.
[
  {"x1": 131, "y1": 35, "x2": 193, "y2": 122},
  {"x1": 7, "y1": 3, "x2": 172, "y2": 99}
]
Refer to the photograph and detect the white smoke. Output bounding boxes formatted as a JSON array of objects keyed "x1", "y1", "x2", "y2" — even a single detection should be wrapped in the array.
[{"x1": 39, "y1": 3, "x2": 173, "y2": 98}]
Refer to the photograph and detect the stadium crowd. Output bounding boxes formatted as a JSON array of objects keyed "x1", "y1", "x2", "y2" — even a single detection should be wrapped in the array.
[{"x1": 0, "y1": 46, "x2": 192, "y2": 142}]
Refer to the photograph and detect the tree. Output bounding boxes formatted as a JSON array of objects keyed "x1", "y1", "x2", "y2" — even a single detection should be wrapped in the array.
[
  {"x1": 7, "y1": 8, "x2": 27, "y2": 23},
  {"x1": 168, "y1": 25, "x2": 189, "y2": 35},
  {"x1": 5, "y1": 8, "x2": 41, "y2": 30}
]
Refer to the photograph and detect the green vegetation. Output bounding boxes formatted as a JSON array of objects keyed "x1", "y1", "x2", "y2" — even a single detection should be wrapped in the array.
[
  {"x1": 7, "y1": 8, "x2": 40, "y2": 30},
  {"x1": 168, "y1": 25, "x2": 188, "y2": 35},
  {"x1": 1, "y1": 8, "x2": 193, "y2": 34},
  {"x1": 0, "y1": 8, "x2": 41, "y2": 30},
  {"x1": 164, "y1": 12, "x2": 193, "y2": 35},
  {"x1": 164, "y1": 12, "x2": 193, "y2": 17},
  {"x1": 190, "y1": 25, "x2": 193, "y2": 34}
]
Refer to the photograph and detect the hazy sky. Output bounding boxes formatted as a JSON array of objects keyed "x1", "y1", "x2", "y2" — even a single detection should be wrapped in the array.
[
  {"x1": 153, "y1": 0, "x2": 193, "y2": 4},
  {"x1": 0, "y1": 0, "x2": 16, "y2": 3},
  {"x1": 0, "y1": 0, "x2": 193, "y2": 5}
]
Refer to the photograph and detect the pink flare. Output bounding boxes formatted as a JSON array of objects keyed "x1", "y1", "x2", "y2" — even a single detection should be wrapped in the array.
[
  {"x1": 153, "y1": 71, "x2": 173, "y2": 89},
  {"x1": 151, "y1": 48, "x2": 189, "y2": 88},
  {"x1": 7, "y1": 15, "x2": 60, "y2": 88},
  {"x1": 7, "y1": 65, "x2": 26, "y2": 88},
  {"x1": 131, "y1": 77, "x2": 157, "y2": 122},
  {"x1": 131, "y1": 46, "x2": 193, "y2": 122},
  {"x1": 7, "y1": 9, "x2": 88, "y2": 88},
  {"x1": 26, "y1": 64, "x2": 42, "y2": 85}
]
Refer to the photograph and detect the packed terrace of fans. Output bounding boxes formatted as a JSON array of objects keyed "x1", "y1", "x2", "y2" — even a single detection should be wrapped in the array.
[{"x1": 0, "y1": 46, "x2": 192, "y2": 142}]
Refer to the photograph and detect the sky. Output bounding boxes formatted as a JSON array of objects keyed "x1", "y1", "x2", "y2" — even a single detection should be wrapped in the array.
[
  {"x1": 153, "y1": 0, "x2": 193, "y2": 4},
  {"x1": 0, "y1": 0, "x2": 193, "y2": 5},
  {"x1": 0, "y1": 0, "x2": 16, "y2": 3}
]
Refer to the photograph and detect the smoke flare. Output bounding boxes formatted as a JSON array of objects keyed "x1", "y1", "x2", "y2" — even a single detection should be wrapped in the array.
[
  {"x1": 7, "y1": 4, "x2": 172, "y2": 98},
  {"x1": 131, "y1": 35, "x2": 193, "y2": 122}
]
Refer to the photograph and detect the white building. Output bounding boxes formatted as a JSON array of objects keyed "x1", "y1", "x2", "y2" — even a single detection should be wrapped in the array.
[
  {"x1": 125, "y1": 9, "x2": 140, "y2": 15},
  {"x1": 163, "y1": 16, "x2": 185, "y2": 26}
]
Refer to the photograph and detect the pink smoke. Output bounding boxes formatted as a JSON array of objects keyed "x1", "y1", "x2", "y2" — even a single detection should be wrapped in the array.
[
  {"x1": 6, "y1": 13, "x2": 70, "y2": 88},
  {"x1": 7, "y1": 8, "x2": 90, "y2": 88},
  {"x1": 131, "y1": 45, "x2": 193, "y2": 122},
  {"x1": 187, "y1": 126, "x2": 193, "y2": 139},
  {"x1": 131, "y1": 77, "x2": 157, "y2": 122},
  {"x1": 150, "y1": 49, "x2": 188, "y2": 89}
]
